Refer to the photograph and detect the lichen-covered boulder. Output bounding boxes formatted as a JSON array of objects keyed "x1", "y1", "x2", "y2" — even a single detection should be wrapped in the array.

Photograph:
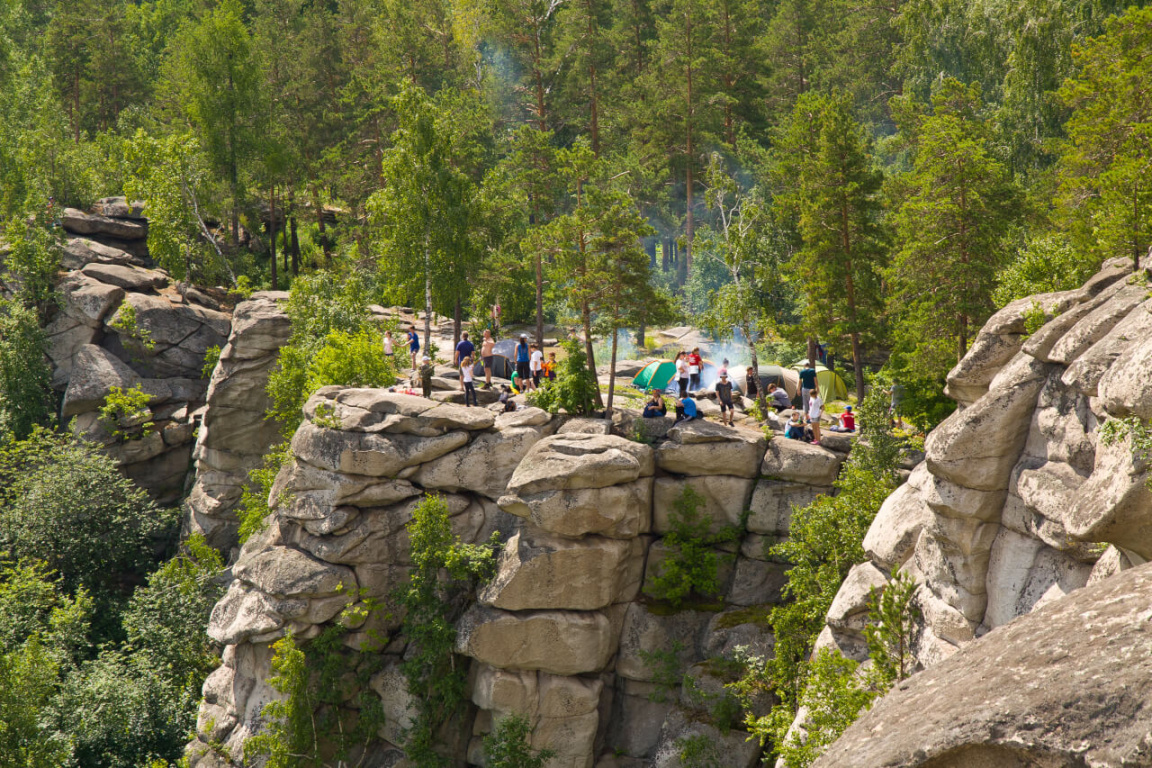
[
  {"x1": 761, "y1": 439, "x2": 844, "y2": 486},
  {"x1": 499, "y1": 478, "x2": 653, "y2": 540},
  {"x1": 508, "y1": 433, "x2": 655, "y2": 494},
  {"x1": 456, "y1": 605, "x2": 622, "y2": 676},
  {"x1": 655, "y1": 420, "x2": 766, "y2": 478}
]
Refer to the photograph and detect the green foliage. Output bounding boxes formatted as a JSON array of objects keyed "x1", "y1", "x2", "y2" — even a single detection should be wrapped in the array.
[
  {"x1": 483, "y1": 714, "x2": 555, "y2": 768},
  {"x1": 109, "y1": 302, "x2": 157, "y2": 354},
  {"x1": 756, "y1": 384, "x2": 901, "y2": 757},
  {"x1": 0, "y1": 429, "x2": 175, "y2": 598},
  {"x1": 0, "y1": 638, "x2": 69, "y2": 768},
  {"x1": 1021, "y1": 302, "x2": 1048, "y2": 337},
  {"x1": 98, "y1": 385, "x2": 155, "y2": 442},
  {"x1": 237, "y1": 441, "x2": 294, "y2": 543},
  {"x1": 3, "y1": 212, "x2": 60, "y2": 318},
  {"x1": 675, "y1": 734, "x2": 724, "y2": 768},
  {"x1": 864, "y1": 569, "x2": 920, "y2": 687},
  {"x1": 526, "y1": 338, "x2": 600, "y2": 416},
  {"x1": 645, "y1": 486, "x2": 741, "y2": 608},
  {"x1": 304, "y1": 330, "x2": 398, "y2": 403},
  {"x1": 248, "y1": 611, "x2": 387, "y2": 768},
  {"x1": 992, "y1": 234, "x2": 1099, "y2": 308},
  {"x1": 637, "y1": 641, "x2": 685, "y2": 703},
  {"x1": 0, "y1": 559, "x2": 92, "y2": 661},
  {"x1": 201, "y1": 344, "x2": 221, "y2": 380},
  {"x1": 399, "y1": 495, "x2": 499, "y2": 767},
  {"x1": 0, "y1": 298, "x2": 53, "y2": 441}
]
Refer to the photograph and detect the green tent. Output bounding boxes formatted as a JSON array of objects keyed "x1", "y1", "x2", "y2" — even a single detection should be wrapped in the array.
[
  {"x1": 790, "y1": 359, "x2": 850, "y2": 402},
  {"x1": 631, "y1": 360, "x2": 679, "y2": 392}
]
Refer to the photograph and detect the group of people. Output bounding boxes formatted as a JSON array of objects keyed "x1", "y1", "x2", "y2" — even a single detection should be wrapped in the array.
[{"x1": 389, "y1": 325, "x2": 559, "y2": 409}]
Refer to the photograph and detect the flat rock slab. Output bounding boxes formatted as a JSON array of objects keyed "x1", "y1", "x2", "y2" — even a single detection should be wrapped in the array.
[
  {"x1": 813, "y1": 561, "x2": 1152, "y2": 768},
  {"x1": 62, "y1": 237, "x2": 142, "y2": 269},
  {"x1": 81, "y1": 262, "x2": 168, "y2": 291},
  {"x1": 62, "y1": 207, "x2": 147, "y2": 240}
]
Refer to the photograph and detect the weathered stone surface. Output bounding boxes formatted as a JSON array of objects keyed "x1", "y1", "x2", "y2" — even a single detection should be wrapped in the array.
[
  {"x1": 412, "y1": 426, "x2": 544, "y2": 498},
  {"x1": 508, "y1": 434, "x2": 654, "y2": 494},
  {"x1": 62, "y1": 237, "x2": 140, "y2": 269},
  {"x1": 62, "y1": 344, "x2": 142, "y2": 416},
  {"x1": 233, "y1": 546, "x2": 356, "y2": 598},
  {"x1": 1046, "y1": 282, "x2": 1148, "y2": 364},
  {"x1": 863, "y1": 482, "x2": 931, "y2": 571},
  {"x1": 653, "y1": 475, "x2": 754, "y2": 533},
  {"x1": 1061, "y1": 298, "x2": 1152, "y2": 396},
  {"x1": 728, "y1": 556, "x2": 788, "y2": 606},
  {"x1": 58, "y1": 271, "x2": 125, "y2": 327},
  {"x1": 1066, "y1": 432, "x2": 1152, "y2": 559},
  {"x1": 925, "y1": 353, "x2": 1048, "y2": 491},
  {"x1": 456, "y1": 606, "x2": 621, "y2": 676},
  {"x1": 80, "y1": 262, "x2": 168, "y2": 291},
  {"x1": 1098, "y1": 330, "x2": 1152, "y2": 419},
  {"x1": 479, "y1": 531, "x2": 645, "y2": 611},
  {"x1": 615, "y1": 603, "x2": 710, "y2": 682},
  {"x1": 1087, "y1": 544, "x2": 1145, "y2": 585},
  {"x1": 656, "y1": 420, "x2": 766, "y2": 478},
  {"x1": 496, "y1": 407, "x2": 553, "y2": 429},
  {"x1": 747, "y1": 480, "x2": 830, "y2": 535},
  {"x1": 91, "y1": 196, "x2": 146, "y2": 220},
  {"x1": 499, "y1": 478, "x2": 653, "y2": 539},
  {"x1": 369, "y1": 661, "x2": 417, "y2": 746},
  {"x1": 62, "y1": 207, "x2": 148, "y2": 239},
  {"x1": 761, "y1": 439, "x2": 843, "y2": 486},
  {"x1": 652, "y1": 709, "x2": 761, "y2": 768},
  {"x1": 826, "y1": 562, "x2": 888, "y2": 637},
  {"x1": 813, "y1": 562, "x2": 1152, "y2": 768},
  {"x1": 291, "y1": 422, "x2": 468, "y2": 477},
  {"x1": 557, "y1": 417, "x2": 613, "y2": 435}
]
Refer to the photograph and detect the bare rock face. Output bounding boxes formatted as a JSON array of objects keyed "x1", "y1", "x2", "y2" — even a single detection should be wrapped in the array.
[{"x1": 814, "y1": 562, "x2": 1152, "y2": 768}]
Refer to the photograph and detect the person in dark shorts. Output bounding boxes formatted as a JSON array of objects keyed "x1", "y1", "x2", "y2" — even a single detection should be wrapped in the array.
[
  {"x1": 516, "y1": 335, "x2": 534, "y2": 391},
  {"x1": 799, "y1": 360, "x2": 818, "y2": 413},
  {"x1": 716, "y1": 372, "x2": 735, "y2": 426},
  {"x1": 744, "y1": 366, "x2": 759, "y2": 399},
  {"x1": 480, "y1": 329, "x2": 495, "y2": 388},
  {"x1": 454, "y1": 331, "x2": 475, "y2": 367},
  {"x1": 407, "y1": 326, "x2": 420, "y2": 370}
]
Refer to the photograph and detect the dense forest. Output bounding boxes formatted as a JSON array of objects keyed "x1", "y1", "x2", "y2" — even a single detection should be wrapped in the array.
[{"x1": 1, "y1": 0, "x2": 1152, "y2": 765}]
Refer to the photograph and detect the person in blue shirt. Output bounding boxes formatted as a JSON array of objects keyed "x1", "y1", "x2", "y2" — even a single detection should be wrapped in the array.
[
  {"x1": 454, "y1": 331, "x2": 475, "y2": 367},
  {"x1": 515, "y1": 334, "x2": 535, "y2": 391},
  {"x1": 798, "y1": 360, "x2": 818, "y2": 414},
  {"x1": 673, "y1": 395, "x2": 698, "y2": 425},
  {"x1": 407, "y1": 326, "x2": 420, "y2": 370}
]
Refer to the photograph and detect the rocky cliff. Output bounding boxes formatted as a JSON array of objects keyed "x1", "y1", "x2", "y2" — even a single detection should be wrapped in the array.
[{"x1": 187, "y1": 388, "x2": 857, "y2": 767}]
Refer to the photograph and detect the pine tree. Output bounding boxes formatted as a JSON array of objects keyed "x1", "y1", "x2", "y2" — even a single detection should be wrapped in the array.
[
  {"x1": 889, "y1": 79, "x2": 1022, "y2": 376},
  {"x1": 776, "y1": 92, "x2": 885, "y2": 403}
]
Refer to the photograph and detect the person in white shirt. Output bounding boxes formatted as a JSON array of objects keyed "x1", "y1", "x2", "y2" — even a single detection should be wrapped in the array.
[
  {"x1": 530, "y1": 345, "x2": 545, "y2": 388},
  {"x1": 807, "y1": 390, "x2": 824, "y2": 444},
  {"x1": 676, "y1": 352, "x2": 690, "y2": 398},
  {"x1": 460, "y1": 356, "x2": 477, "y2": 407},
  {"x1": 383, "y1": 330, "x2": 394, "y2": 359}
]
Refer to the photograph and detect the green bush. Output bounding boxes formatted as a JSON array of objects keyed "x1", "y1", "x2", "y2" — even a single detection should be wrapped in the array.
[
  {"x1": 527, "y1": 338, "x2": 599, "y2": 416},
  {"x1": 201, "y1": 344, "x2": 222, "y2": 379},
  {"x1": 483, "y1": 714, "x2": 554, "y2": 768},
  {"x1": 98, "y1": 385, "x2": 155, "y2": 442},
  {"x1": 109, "y1": 302, "x2": 156, "y2": 355},
  {"x1": 992, "y1": 234, "x2": 1099, "y2": 308},
  {"x1": 0, "y1": 298, "x2": 53, "y2": 442},
  {"x1": 0, "y1": 430, "x2": 176, "y2": 598},
  {"x1": 644, "y1": 486, "x2": 741, "y2": 608}
]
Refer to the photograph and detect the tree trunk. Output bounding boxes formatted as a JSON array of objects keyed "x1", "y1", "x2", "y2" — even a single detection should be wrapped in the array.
[
  {"x1": 750, "y1": 339, "x2": 769, "y2": 422},
  {"x1": 661, "y1": 239, "x2": 670, "y2": 271},
  {"x1": 269, "y1": 185, "x2": 278, "y2": 291},
  {"x1": 582, "y1": 303, "x2": 604, "y2": 409},
  {"x1": 684, "y1": 12, "x2": 695, "y2": 275},
  {"x1": 535, "y1": 249, "x2": 544, "y2": 347},
  {"x1": 606, "y1": 325, "x2": 619, "y2": 417},
  {"x1": 635, "y1": 323, "x2": 645, "y2": 348},
  {"x1": 807, "y1": 336, "x2": 818, "y2": 366},
  {"x1": 424, "y1": 232, "x2": 433, "y2": 354},
  {"x1": 850, "y1": 331, "x2": 865, "y2": 403},
  {"x1": 453, "y1": 297, "x2": 462, "y2": 351},
  {"x1": 290, "y1": 214, "x2": 300, "y2": 275},
  {"x1": 313, "y1": 186, "x2": 330, "y2": 262}
]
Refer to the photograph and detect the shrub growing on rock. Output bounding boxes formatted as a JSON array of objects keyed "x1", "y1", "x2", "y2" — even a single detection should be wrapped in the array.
[{"x1": 645, "y1": 486, "x2": 741, "y2": 608}]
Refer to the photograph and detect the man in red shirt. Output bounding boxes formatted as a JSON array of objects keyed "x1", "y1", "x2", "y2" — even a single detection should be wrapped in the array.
[
  {"x1": 687, "y1": 348, "x2": 702, "y2": 392},
  {"x1": 829, "y1": 405, "x2": 855, "y2": 433}
]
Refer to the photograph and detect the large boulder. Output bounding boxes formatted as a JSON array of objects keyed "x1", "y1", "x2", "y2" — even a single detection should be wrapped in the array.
[
  {"x1": 507, "y1": 433, "x2": 655, "y2": 494},
  {"x1": 652, "y1": 474, "x2": 754, "y2": 533},
  {"x1": 411, "y1": 426, "x2": 545, "y2": 499},
  {"x1": 80, "y1": 262, "x2": 168, "y2": 291},
  {"x1": 812, "y1": 562, "x2": 1152, "y2": 768},
  {"x1": 456, "y1": 605, "x2": 622, "y2": 676},
  {"x1": 746, "y1": 480, "x2": 830, "y2": 535},
  {"x1": 479, "y1": 531, "x2": 645, "y2": 611},
  {"x1": 62, "y1": 344, "x2": 141, "y2": 416},
  {"x1": 760, "y1": 438, "x2": 844, "y2": 486},
  {"x1": 290, "y1": 422, "x2": 468, "y2": 477},
  {"x1": 62, "y1": 237, "x2": 142, "y2": 269},
  {"x1": 499, "y1": 478, "x2": 653, "y2": 539},
  {"x1": 61, "y1": 207, "x2": 148, "y2": 239},
  {"x1": 655, "y1": 420, "x2": 766, "y2": 478}
]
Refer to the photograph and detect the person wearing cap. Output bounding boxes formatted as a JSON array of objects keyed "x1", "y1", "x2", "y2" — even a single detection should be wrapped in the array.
[
  {"x1": 515, "y1": 335, "x2": 535, "y2": 391},
  {"x1": 418, "y1": 355, "x2": 435, "y2": 399},
  {"x1": 715, "y1": 371, "x2": 735, "y2": 426},
  {"x1": 830, "y1": 405, "x2": 856, "y2": 433}
]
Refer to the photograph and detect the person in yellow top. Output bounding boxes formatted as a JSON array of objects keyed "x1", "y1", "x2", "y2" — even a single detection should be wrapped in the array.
[{"x1": 542, "y1": 351, "x2": 558, "y2": 382}]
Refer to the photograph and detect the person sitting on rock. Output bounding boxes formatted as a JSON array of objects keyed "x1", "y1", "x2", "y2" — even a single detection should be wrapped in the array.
[
  {"x1": 829, "y1": 405, "x2": 855, "y2": 433},
  {"x1": 642, "y1": 389, "x2": 667, "y2": 418},
  {"x1": 499, "y1": 385, "x2": 516, "y2": 412},
  {"x1": 673, "y1": 395, "x2": 698, "y2": 425},
  {"x1": 785, "y1": 411, "x2": 807, "y2": 440},
  {"x1": 768, "y1": 383, "x2": 791, "y2": 412}
]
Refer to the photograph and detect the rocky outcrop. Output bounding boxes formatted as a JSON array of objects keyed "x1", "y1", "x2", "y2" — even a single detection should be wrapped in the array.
[
  {"x1": 813, "y1": 561, "x2": 1152, "y2": 768},
  {"x1": 188, "y1": 386, "x2": 852, "y2": 767},
  {"x1": 47, "y1": 198, "x2": 233, "y2": 504},
  {"x1": 184, "y1": 293, "x2": 291, "y2": 551}
]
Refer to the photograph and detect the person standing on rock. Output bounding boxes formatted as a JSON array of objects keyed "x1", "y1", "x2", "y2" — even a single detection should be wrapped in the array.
[
  {"x1": 407, "y1": 325, "x2": 421, "y2": 370},
  {"x1": 744, "y1": 366, "x2": 759, "y2": 400},
  {"x1": 383, "y1": 330, "x2": 394, "y2": 362},
  {"x1": 460, "y1": 355, "x2": 478, "y2": 407},
  {"x1": 419, "y1": 355, "x2": 435, "y2": 399},
  {"x1": 799, "y1": 359, "x2": 818, "y2": 414},
  {"x1": 676, "y1": 352, "x2": 690, "y2": 398},
  {"x1": 516, "y1": 334, "x2": 535, "y2": 391},
  {"x1": 530, "y1": 343, "x2": 544, "y2": 389},
  {"x1": 454, "y1": 331, "x2": 474, "y2": 368},
  {"x1": 480, "y1": 329, "x2": 495, "y2": 389},
  {"x1": 688, "y1": 347, "x2": 702, "y2": 392},
  {"x1": 716, "y1": 372, "x2": 735, "y2": 427},
  {"x1": 807, "y1": 387, "x2": 824, "y2": 445}
]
